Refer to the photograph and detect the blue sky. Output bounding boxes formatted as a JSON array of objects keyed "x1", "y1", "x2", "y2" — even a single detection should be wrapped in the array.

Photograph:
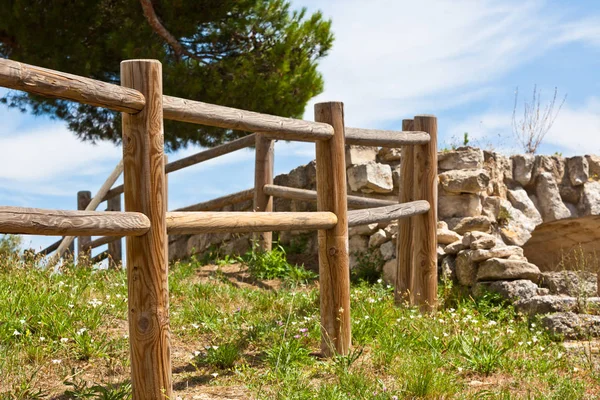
[{"x1": 1, "y1": 0, "x2": 600, "y2": 252}]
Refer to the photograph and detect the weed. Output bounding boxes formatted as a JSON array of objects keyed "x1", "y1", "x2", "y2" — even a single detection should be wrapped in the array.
[
  {"x1": 200, "y1": 342, "x2": 241, "y2": 369},
  {"x1": 351, "y1": 247, "x2": 384, "y2": 284}
]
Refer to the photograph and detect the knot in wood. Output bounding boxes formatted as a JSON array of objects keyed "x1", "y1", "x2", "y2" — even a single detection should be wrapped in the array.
[{"x1": 328, "y1": 247, "x2": 337, "y2": 256}]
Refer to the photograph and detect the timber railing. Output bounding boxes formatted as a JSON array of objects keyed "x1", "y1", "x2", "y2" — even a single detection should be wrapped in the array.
[{"x1": 0, "y1": 57, "x2": 437, "y2": 399}]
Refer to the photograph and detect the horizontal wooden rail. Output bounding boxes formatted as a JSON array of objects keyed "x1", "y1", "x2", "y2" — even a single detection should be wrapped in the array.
[
  {"x1": 0, "y1": 58, "x2": 145, "y2": 113},
  {"x1": 0, "y1": 206, "x2": 150, "y2": 236},
  {"x1": 165, "y1": 134, "x2": 255, "y2": 174},
  {"x1": 166, "y1": 211, "x2": 337, "y2": 234},
  {"x1": 347, "y1": 201, "x2": 430, "y2": 227},
  {"x1": 38, "y1": 238, "x2": 62, "y2": 255},
  {"x1": 263, "y1": 184, "x2": 397, "y2": 209},
  {"x1": 345, "y1": 127, "x2": 430, "y2": 147},
  {"x1": 91, "y1": 250, "x2": 109, "y2": 264},
  {"x1": 89, "y1": 234, "x2": 120, "y2": 250},
  {"x1": 173, "y1": 189, "x2": 254, "y2": 212},
  {"x1": 163, "y1": 95, "x2": 334, "y2": 142}
]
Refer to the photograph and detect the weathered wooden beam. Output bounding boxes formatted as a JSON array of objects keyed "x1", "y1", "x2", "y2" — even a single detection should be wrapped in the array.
[
  {"x1": 163, "y1": 95, "x2": 334, "y2": 141},
  {"x1": 166, "y1": 211, "x2": 337, "y2": 235},
  {"x1": 91, "y1": 250, "x2": 109, "y2": 265},
  {"x1": 347, "y1": 200, "x2": 430, "y2": 227},
  {"x1": 173, "y1": 189, "x2": 254, "y2": 212},
  {"x1": 411, "y1": 115, "x2": 438, "y2": 312},
  {"x1": 253, "y1": 134, "x2": 274, "y2": 251},
  {"x1": 345, "y1": 127, "x2": 430, "y2": 147},
  {"x1": 77, "y1": 191, "x2": 92, "y2": 263},
  {"x1": 37, "y1": 238, "x2": 61, "y2": 256},
  {"x1": 315, "y1": 102, "x2": 351, "y2": 357},
  {"x1": 89, "y1": 234, "x2": 119, "y2": 250},
  {"x1": 165, "y1": 134, "x2": 255, "y2": 174},
  {"x1": 0, "y1": 58, "x2": 145, "y2": 113},
  {"x1": 0, "y1": 207, "x2": 150, "y2": 236},
  {"x1": 107, "y1": 195, "x2": 122, "y2": 268},
  {"x1": 263, "y1": 184, "x2": 397, "y2": 209}
]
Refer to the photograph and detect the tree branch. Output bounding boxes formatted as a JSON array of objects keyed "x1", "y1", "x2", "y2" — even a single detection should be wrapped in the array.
[{"x1": 138, "y1": 0, "x2": 205, "y2": 63}]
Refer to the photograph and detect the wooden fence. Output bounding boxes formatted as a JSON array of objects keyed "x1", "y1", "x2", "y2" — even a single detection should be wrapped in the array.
[{"x1": 0, "y1": 57, "x2": 437, "y2": 399}]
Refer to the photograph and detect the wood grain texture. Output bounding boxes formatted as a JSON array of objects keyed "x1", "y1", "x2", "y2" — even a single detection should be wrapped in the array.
[
  {"x1": 163, "y1": 95, "x2": 334, "y2": 141},
  {"x1": 395, "y1": 119, "x2": 415, "y2": 304},
  {"x1": 0, "y1": 207, "x2": 150, "y2": 236},
  {"x1": 347, "y1": 201, "x2": 430, "y2": 227},
  {"x1": 0, "y1": 58, "x2": 145, "y2": 113},
  {"x1": 173, "y1": 189, "x2": 254, "y2": 212},
  {"x1": 315, "y1": 102, "x2": 351, "y2": 356},
  {"x1": 77, "y1": 191, "x2": 92, "y2": 262},
  {"x1": 121, "y1": 59, "x2": 172, "y2": 399},
  {"x1": 345, "y1": 127, "x2": 430, "y2": 147},
  {"x1": 107, "y1": 195, "x2": 123, "y2": 268},
  {"x1": 165, "y1": 134, "x2": 255, "y2": 174},
  {"x1": 166, "y1": 211, "x2": 337, "y2": 235},
  {"x1": 253, "y1": 134, "x2": 274, "y2": 251},
  {"x1": 51, "y1": 160, "x2": 124, "y2": 264},
  {"x1": 263, "y1": 184, "x2": 397, "y2": 209},
  {"x1": 411, "y1": 115, "x2": 438, "y2": 312}
]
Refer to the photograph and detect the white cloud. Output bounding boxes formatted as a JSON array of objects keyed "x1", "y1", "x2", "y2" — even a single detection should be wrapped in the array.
[{"x1": 297, "y1": 0, "x2": 600, "y2": 128}]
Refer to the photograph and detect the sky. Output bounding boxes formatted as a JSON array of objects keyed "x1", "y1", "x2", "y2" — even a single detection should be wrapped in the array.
[{"x1": 1, "y1": 0, "x2": 600, "y2": 253}]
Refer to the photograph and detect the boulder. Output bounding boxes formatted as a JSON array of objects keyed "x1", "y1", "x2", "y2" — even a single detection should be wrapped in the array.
[
  {"x1": 382, "y1": 258, "x2": 397, "y2": 286},
  {"x1": 585, "y1": 155, "x2": 600, "y2": 179},
  {"x1": 347, "y1": 162, "x2": 393, "y2": 194},
  {"x1": 476, "y1": 258, "x2": 541, "y2": 282},
  {"x1": 438, "y1": 169, "x2": 490, "y2": 194},
  {"x1": 444, "y1": 240, "x2": 467, "y2": 255},
  {"x1": 566, "y1": 156, "x2": 589, "y2": 186},
  {"x1": 384, "y1": 223, "x2": 398, "y2": 237},
  {"x1": 438, "y1": 193, "x2": 482, "y2": 219},
  {"x1": 456, "y1": 250, "x2": 478, "y2": 286},
  {"x1": 437, "y1": 221, "x2": 449, "y2": 230},
  {"x1": 462, "y1": 231, "x2": 498, "y2": 248},
  {"x1": 345, "y1": 145, "x2": 377, "y2": 167},
  {"x1": 452, "y1": 216, "x2": 492, "y2": 234},
  {"x1": 512, "y1": 154, "x2": 535, "y2": 186},
  {"x1": 349, "y1": 235, "x2": 369, "y2": 254},
  {"x1": 441, "y1": 256, "x2": 457, "y2": 282},
  {"x1": 473, "y1": 280, "x2": 539, "y2": 301},
  {"x1": 535, "y1": 172, "x2": 571, "y2": 221},
  {"x1": 369, "y1": 229, "x2": 388, "y2": 247},
  {"x1": 579, "y1": 181, "x2": 600, "y2": 216},
  {"x1": 378, "y1": 147, "x2": 402, "y2": 162},
  {"x1": 514, "y1": 295, "x2": 581, "y2": 316},
  {"x1": 484, "y1": 151, "x2": 511, "y2": 197},
  {"x1": 497, "y1": 199, "x2": 535, "y2": 246},
  {"x1": 470, "y1": 236, "x2": 496, "y2": 250},
  {"x1": 532, "y1": 155, "x2": 565, "y2": 184},
  {"x1": 380, "y1": 241, "x2": 396, "y2": 261},
  {"x1": 438, "y1": 146, "x2": 484, "y2": 170},
  {"x1": 559, "y1": 185, "x2": 582, "y2": 205},
  {"x1": 540, "y1": 271, "x2": 598, "y2": 297},
  {"x1": 469, "y1": 246, "x2": 524, "y2": 262},
  {"x1": 541, "y1": 312, "x2": 600, "y2": 339},
  {"x1": 507, "y1": 188, "x2": 543, "y2": 226},
  {"x1": 437, "y1": 228, "x2": 462, "y2": 245},
  {"x1": 349, "y1": 223, "x2": 379, "y2": 236}
]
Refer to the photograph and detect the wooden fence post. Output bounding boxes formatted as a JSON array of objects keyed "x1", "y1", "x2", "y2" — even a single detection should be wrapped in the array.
[
  {"x1": 314, "y1": 102, "x2": 351, "y2": 356},
  {"x1": 106, "y1": 195, "x2": 122, "y2": 268},
  {"x1": 411, "y1": 115, "x2": 438, "y2": 312},
  {"x1": 253, "y1": 134, "x2": 274, "y2": 251},
  {"x1": 395, "y1": 119, "x2": 414, "y2": 304},
  {"x1": 77, "y1": 191, "x2": 92, "y2": 264},
  {"x1": 121, "y1": 59, "x2": 171, "y2": 399}
]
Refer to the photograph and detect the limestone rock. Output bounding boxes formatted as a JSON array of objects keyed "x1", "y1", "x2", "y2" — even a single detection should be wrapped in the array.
[
  {"x1": 437, "y1": 245, "x2": 446, "y2": 261},
  {"x1": 481, "y1": 196, "x2": 502, "y2": 222},
  {"x1": 452, "y1": 216, "x2": 492, "y2": 234},
  {"x1": 438, "y1": 193, "x2": 482, "y2": 219},
  {"x1": 438, "y1": 169, "x2": 490, "y2": 194},
  {"x1": 462, "y1": 231, "x2": 497, "y2": 248},
  {"x1": 382, "y1": 258, "x2": 397, "y2": 286},
  {"x1": 512, "y1": 154, "x2": 535, "y2": 186},
  {"x1": 541, "y1": 312, "x2": 600, "y2": 339},
  {"x1": 470, "y1": 236, "x2": 496, "y2": 250},
  {"x1": 484, "y1": 151, "x2": 511, "y2": 197},
  {"x1": 532, "y1": 155, "x2": 565, "y2": 184},
  {"x1": 349, "y1": 235, "x2": 369, "y2": 254},
  {"x1": 514, "y1": 295, "x2": 584, "y2": 316},
  {"x1": 384, "y1": 223, "x2": 398, "y2": 237},
  {"x1": 345, "y1": 145, "x2": 377, "y2": 167},
  {"x1": 476, "y1": 258, "x2": 541, "y2": 282},
  {"x1": 349, "y1": 223, "x2": 379, "y2": 236},
  {"x1": 347, "y1": 162, "x2": 393, "y2": 194},
  {"x1": 507, "y1": 188, "x2": 543, "y2": 225},
  {"x1": 380, "y1": 241, "x2": 396, "y2": 261},
  {"x1": 378, "y1": 147, "x2": 402, "y2": 162},
  {"x1": 441, "y1": 256, "x2": 457, "y2": 282},
  {"x1": 579, "y1": 181, "x2": 600, "y2": 216},
  {"x1": 469, "y1": 246, "x2": 524, "y2": 262},
  {"x1": 473, "y1": 280, "x2": 539, "y2": 301},
  {"x1": 566, "y1": 156, "x2": 589, "y2": 186},
  {"x1": 586, "y1": 155, "x2": 600, "y2": 178},
  {"x1": 540, "y1": 271, "x2": 598, "y2": 297},
  {"x1": 369, "y1": 229, "x2": 388, "y2": 247},
  {"x1": 497, "y1": 199, "x2": 535, "y2": 246},
  {"x1": 456, "y1": 250, "x2": 478, "y2": 286},
  {"x1": 437, "y1": 228, "x2": 462, "y2": 245},
  {"x1": 438, "y1": 147, "x2": 484, "y2": 170},
  {"x1": 437, "y1": 221, "x2": 449, "y2": 230},
  {"x1": 535, "y1": 172, "x2": 571, "y2": 222},
  {"x1": 559, "y1": 185, "x2": 582, "y2": 205},
  {"x1": 444, "y1": 240, "x2": 467, "y2": 255}
]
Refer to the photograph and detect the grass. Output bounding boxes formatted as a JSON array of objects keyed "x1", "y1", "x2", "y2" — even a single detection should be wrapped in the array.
[{"x1": 0, "y1": 247, "x2": 599, "y2": 398}]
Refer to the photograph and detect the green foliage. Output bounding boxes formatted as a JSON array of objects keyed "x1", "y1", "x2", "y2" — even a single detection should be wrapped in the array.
[
  {"x1": 63, "y1": 376, "x2": 132, "y2": 400},
  {"x1": 0, "y1": 0, "x2": 333, "y2": 150},
  {"x1": 350, "y1": 248, "x2": 384, "y2": 284},
  {"x1": 241, "y1": 244, "x2": 316, "y2": 283},
  {"x1": 200, "y1": 342, "x2": 241, "y2": 369},
  {"x1": 456, "y1": 335, "x2": 509, "y2": 375},
  {"x1": 0, "y1": 235, "x2": 21, "y2": 268},
  {"x1": 463, "y1": 132, "x2": 470, "y2": 145}
]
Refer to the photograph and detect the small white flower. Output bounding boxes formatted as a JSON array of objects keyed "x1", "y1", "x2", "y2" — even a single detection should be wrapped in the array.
[
  {"x1": 68, "y1": 304, "x2": 74, "y2": 309},
  {"x1": 573, "y1": 367, "x2": 579, "y2": 372},
  {"x1": 193, "y1": 351, "x2": 201, "y2": 356},
  {"x1": 51, "y1": 359, "x2": 62, "y2": 364},
  {"x1": 457, "y1": 367, "x2": 463, "y2": 372},
  {"x1": 368, "y1": 298, "x2": 376, "y2": 303},
  {"x1": 507, "y1": 328, "x2": 515, "y2": 334},
  {"x1": 338, "y1": 307, "x2": 344, "y2": 313},
  {"x1": 532, "y1": 336, "x2": 538, "y2": 343},
  {"x1": 211, "y1": 372, "x2": 219, "y2": 378},
  {"x1": 364, "y1": 315, "x2": 370, "y2": 320},
  {"x1": 377, "y1": 279, "x2": 383, "y2": 284},
  {"x1": 19, "y1": 319, "x2": 26, "y2": 324},
  {"x1": 531, "y1": 323, "x2": 536, "y2": 328},
  {"x1": 212, "y1": 346, "x2": 219, "y2": 350},
  {"x1": 123, "y1": 334, "x2": 129, "y2": 339},
  {"x1": 487, "y1": 321, "x2": 497, "y2": 326},
  {"x1": 40, "y1": 336, "x2": 45, "y2": 341},
  {"x1": 13, "y1": 330, "x2": 21, "y2": 336},
  {"x1": 443, "y1": 332, "x2": 449, "y2": 337},
  {"x1": 60, "y1": 338, "x2": 69, "y2": 343},
  {"x1": 77, "y1": 328, "x2": 87, "y2": 336},
  {"x1": 191, "y1": 323, "x2": 199, "y2": 329}
]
